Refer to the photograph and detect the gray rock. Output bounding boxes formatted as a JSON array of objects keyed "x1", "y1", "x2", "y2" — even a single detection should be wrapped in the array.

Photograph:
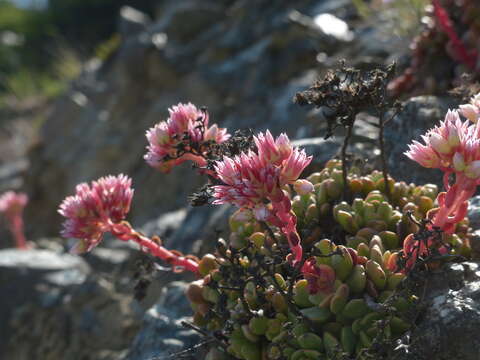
[
  {"x1": 468, "y1": 195, "x2": 480, "y2": 231},
  {"x1": 118, "y1": 6, "x2": 151, "y2": 37},
  {"x1": 385, "y1": 96, "x2": 457, "y2": 187},
  {"x1": 394, "y1": 262, "x2": 480, "y2": 360},
  {"x1": 125, "y1": 281, "x2": 202, "y2": 360},
  {"x1": 2, "y1": 248, "x2": 143, "y2": 360},
  {"x1": 0, "y1": 249, "x2": 89, "y2": 354}
]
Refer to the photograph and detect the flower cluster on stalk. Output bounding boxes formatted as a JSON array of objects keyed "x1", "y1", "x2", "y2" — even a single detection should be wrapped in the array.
[
  {"x1": 58, "y1": 174, "x2": 199, "y2": 272},
  {"x1": 0, "y1": 191, "x2": 29, "y2": 249},
  {"x1": 0, "y1": 191, "x2": 28, "y2": 219},
  {"x1": 144, "y1": 103, "x2": 230, "y2": 173},
  {"x1": 58, "y1": 174, "x2": 134, "y2": 253},
  {"x1": 404, "y1": 93, "x2": 480, "y2": 269},
  {"x1": 212, "y1": 130, "x2": 312, "y2": 262}
]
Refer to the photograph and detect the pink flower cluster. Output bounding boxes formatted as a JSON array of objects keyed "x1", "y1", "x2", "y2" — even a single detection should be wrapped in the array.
[
  {"x1": 0, "y1": 191, "x2": 29, "y2": 249},
  {"x1": 60, "y1": 103, "x2": 314, "y2": 270},
  {"x1": 213, "y1": 130, "x2": 312, "y2": 262},
  {"x1": 58, "y1": 174, "x2": 198, "y2": 272},
  {"x1": 213, "y1": 131, "x2": 311, "y2": 208},
  {"x1": 404, "y1": 94, "x2": 480, "y2": 270},
  {"x1": 58, "y1": 174, "x2": 134, "y2": 253},
  {"x1": 405, "y1": 106, "x2": 480, "y2": 191},
  {"x1": 459, "y1": 93, "x2": 480, "y2": 124},
  {"x1": 0, "y1": 191, "x2": 28, "y2": 218},
  {"x1": 144, "y1": 103, "x2": 230, "y2": 173}
]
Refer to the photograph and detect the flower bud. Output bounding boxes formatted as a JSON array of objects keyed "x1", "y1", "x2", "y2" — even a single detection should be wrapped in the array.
[
  {"x1": 453, "y1": 152, "x2": 466, "y2": 171},
  {"x1": 447, "y1": 126, "x2": 460, "y2": 147},
  {"x1": 429, "y1": 133, "x2": 451, "y2": 154},
  {"x1": 294, "y1": 179, "x2": 314, "y2": 195},
  {"x1": 465, "y1": 160, "x2": 480, "y2": 179},
  {"x1": 201, "y1": 252, "x2": 218, "y2": 270},
  {"x1": 249, "y1": 232, "x2": 265, "y2": 248},
  {"x1": 459, "y1": 103, "x2": 479, "y2": 123},
  {"x1": 186, "y1": 280, "x2": 205, "y2": 304},
  {"x1": 253, "y1": 204, "x2": 269, "y2": 221}
]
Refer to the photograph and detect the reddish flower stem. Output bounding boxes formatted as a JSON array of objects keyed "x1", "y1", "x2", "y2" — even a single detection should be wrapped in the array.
[
  {"x1": 431, "y1": 180, "x2": 474, "y2": 232},
  {"x1": 7, "y1": 214, "x2": 28, "y2": 249},
  {"x1": 111, "y1": 222, "x2": 199, "y2": 274},
  {"x1": 432, "y1": 0, "x2": 477, "y2": 70}
]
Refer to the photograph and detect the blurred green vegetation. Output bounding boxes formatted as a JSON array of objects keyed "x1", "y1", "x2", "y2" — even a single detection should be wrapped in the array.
[
  {"x1": 0, "y1": 0, "x2": 156, "y2": 103},
  {"x1": 353, "y1": 0, "x2": 429, "y2": 36}
]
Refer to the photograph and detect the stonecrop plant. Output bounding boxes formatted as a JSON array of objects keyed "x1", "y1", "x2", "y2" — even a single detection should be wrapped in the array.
[{"x1": 58, "y1": 87, "x2": 480, "y2": 359}]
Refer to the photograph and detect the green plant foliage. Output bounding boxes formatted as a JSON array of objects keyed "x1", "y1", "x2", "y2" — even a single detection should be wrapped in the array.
[{"x1": 187, "y1": 159, "x2": 470, "y2": 360}]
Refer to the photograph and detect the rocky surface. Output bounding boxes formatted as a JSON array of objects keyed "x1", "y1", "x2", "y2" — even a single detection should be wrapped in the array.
[
  {"x1": 0, "y1": 249, "x2": 88, "y2": 354},
  {"x1": 125, "y1": 281, "x2": 202, "y2": 360},
  {"x1": 0, "y1": 248, "x2": 147, "y2": 360},
  {"x1": 394, "y1": 262, "x2": 480, "y2": 360}
]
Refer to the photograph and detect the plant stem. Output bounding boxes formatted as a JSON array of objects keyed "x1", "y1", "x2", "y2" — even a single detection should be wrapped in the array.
[
  {"x1": 111, "y1": 222, "x2": 199, "y2": 274},
  {"x1": 341, "y1": 125, "x2": 353, "y2": 201},
  {"x1": 378, "y1": 112, "x2": 391, "y2": 201},
  {"x1": 9, "y1": 215, "x2": 28, "y2": 249}
]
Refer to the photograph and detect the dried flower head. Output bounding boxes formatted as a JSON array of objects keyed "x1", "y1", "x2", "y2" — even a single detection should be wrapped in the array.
[
  {"x1": 144, "y1": 103, "x2": 230, "y2": 173},
  {"x1": 0, "y1": 191, "x2": 28, "y2": 219},
  {"x1": 58, "y1": 174, "x2": 134, "y2": 253}
]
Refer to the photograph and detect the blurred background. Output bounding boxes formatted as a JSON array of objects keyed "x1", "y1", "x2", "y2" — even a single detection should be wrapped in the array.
[{"x1": 0, "y1": 0, "x2": 478, "y2": 359}]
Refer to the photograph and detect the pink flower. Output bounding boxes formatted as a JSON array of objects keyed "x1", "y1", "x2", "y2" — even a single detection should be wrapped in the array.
[
  {"x1": 254, "y1": 131, "x2": 292, "y2": 166},
  {"x1": 213, "y1": 131, "x2": 311, "y2": 263},
  {"x1": 301, "y1": 258, "x2": 336, "y2": 294},
  {"x1": 404, "y1": 105, "x2": 480, "y2": 271},
  {"x1": 144, "y1": 103, "x2": 230, "y2": 173},
  {"x1": 58, "y1": 174, "x2": 134, "y2": 253},
  {"x1": 213, "y1": 131, "x2": 312, "y2": 208},
  {"x1": 0, "y1": 191, "x2": 28, "y2": 218},
  {"x1": 459, "y1": 93, "x2": 480, "y2": 123},
  {"x1": 293, "y1": 179, "x2": 314, "y2": 195},
  {"x1": 59, "y1": 175, "x2": 199, "y2": 273},
  {"x1": 0, "y1": 191, "x2": 29, "y2": 249},
  {"x1": 405, "y1": 110, "x2": 471, "y2": 174}
]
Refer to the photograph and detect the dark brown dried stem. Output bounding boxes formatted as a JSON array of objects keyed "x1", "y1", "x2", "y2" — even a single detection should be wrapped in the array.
[
  {"x1": 180, "y1": 321, "x2": 227, "y2": 349},
  {"x1": 341, "y1": 124, "x2": 353, "y2": 201},
  {"x1": 260, "y1": 221, "x2": 278, "y2": 244},
  {"x1": 378, "y1": 112, "x2": 391, "y2": 202}
]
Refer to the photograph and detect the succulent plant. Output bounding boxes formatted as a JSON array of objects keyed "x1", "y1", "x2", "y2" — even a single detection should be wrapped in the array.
[
  {"x1": 58, "y1": 97, "x2": 478, "y2": 359},
  {"x1": 187, "y1": 159, "x2": 471, "y2": 360}
]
